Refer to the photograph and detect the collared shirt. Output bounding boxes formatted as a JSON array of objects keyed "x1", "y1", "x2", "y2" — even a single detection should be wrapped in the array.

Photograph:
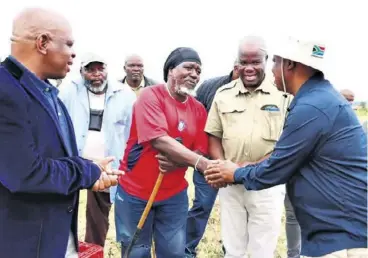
[
  {"x1": 124, "y1": 77, "x2": 145, "y2": 96},
  {"x1": 59, "y1": 78, "x2": 136, "y2": 201},
  {"x1": 233, "y1": 74, "x2": 368, "y2": 256},
  {"x1": 205, "y1": 77, "x2": 290, "y2": 163},
  {"x1": 59, "y1": 78, "x2": 136, "y2": 168},
  {"x1": 82, "y1": 91, "x2": 106, "y2": 161},
  {"x1": 8, "y1": 56, "x2": 73, "y2": 155}
]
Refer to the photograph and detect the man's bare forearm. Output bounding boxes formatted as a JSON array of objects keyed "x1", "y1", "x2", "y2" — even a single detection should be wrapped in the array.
[
  {"x1": 152, "y1": 136, "x2": 210, "y2": 172},
  {"x1": 208, "y1": 135, "x2": 225, "y2": 160}
]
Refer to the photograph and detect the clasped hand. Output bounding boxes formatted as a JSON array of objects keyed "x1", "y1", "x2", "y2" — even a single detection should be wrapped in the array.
[
  {"x1": 203, "y1": 160, "x2": 243, "y2": 189},
  {"x1": 92, "y1": 156, "x2": 124, "y2": 192},
  {"x1": 155, "y1": 152, "x2": 241, "y2": 189}
]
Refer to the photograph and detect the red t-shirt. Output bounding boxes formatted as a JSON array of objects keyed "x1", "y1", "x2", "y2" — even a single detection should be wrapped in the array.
[{"x1": 118, "y1": 84, "x2": 208, "y2": 201}]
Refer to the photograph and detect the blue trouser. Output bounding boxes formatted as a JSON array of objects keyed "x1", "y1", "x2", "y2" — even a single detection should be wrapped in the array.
[
  {"x1": 115, "y1": 185, "x2": 188, "y2": 258},
  {"x1": 185, "y1": 169, "x2": 218, "y2": 257},
  {"x1": 285, "y1": 193, "x2": 301, "y2": 258}
]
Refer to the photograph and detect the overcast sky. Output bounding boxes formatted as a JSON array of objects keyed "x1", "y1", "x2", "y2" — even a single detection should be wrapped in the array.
[{"x1": 0, "y1": 0, "x2": 367, "y2": 100}]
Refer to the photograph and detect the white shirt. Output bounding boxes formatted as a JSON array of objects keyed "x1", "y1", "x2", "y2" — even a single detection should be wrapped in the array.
[{"x1": 82, "y1": 92, "x2": 106, "y2": 161}]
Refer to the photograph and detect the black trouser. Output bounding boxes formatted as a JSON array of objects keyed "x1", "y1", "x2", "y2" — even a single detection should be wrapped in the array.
[{"x1": 84, "y1": 190, "x2": 112, "y2": 247}]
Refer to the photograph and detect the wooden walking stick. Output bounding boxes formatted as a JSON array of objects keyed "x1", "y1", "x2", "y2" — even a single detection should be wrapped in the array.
[
  {"x1": 123, "y1": 171, "x2": 164, "y2": 258},
  {"x1": 123, "y1": 138, "x2": 182, "y2": 258},
  {"x1": 151, "y1": 241, "x2": 156, "y2": 258}
]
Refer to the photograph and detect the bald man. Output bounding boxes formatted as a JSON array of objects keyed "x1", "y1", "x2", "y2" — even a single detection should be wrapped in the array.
[
  {"x1": 120, "y1": 54, "x2": 157, "y2": 96},
  {"x1": 205, "y1": 36, "x2": 289, "y2": 258},
  {"x1": 340, "y1": 89, "x2": 355, "y2": 104},
  {"x1": 340, "y1": 89, "x2": 368, "y2": 134},
  {"x1": 0, "y1": 8, "x2": 121, "y2": 258},
  {"x1": 205, "y1": 36, "x2": 368, "y2": 258}
]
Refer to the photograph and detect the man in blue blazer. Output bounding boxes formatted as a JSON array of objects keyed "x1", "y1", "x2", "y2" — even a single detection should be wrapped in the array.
[{"x1": 0, "y1": 7, "x2": 122, "y2": 258}]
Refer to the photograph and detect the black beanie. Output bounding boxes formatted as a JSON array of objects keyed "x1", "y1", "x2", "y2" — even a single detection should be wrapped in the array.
[{"x1": 163, "y1": 47, "x2": 201, "y2": 82}]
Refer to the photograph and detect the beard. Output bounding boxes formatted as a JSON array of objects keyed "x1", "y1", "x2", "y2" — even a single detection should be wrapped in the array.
[
  {"x1": 177, "y1": 85, "x2": 194, "y2": 96},
  {"x1": 174, "y1": 80, "x2": 196, "y2": 97},
  {"x1": 84, "y1": 79, "x2": 108, "y2": 94}
]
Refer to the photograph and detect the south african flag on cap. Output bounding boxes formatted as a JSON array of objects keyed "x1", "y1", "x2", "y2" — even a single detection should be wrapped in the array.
[{"x1": 312, "y1": 45, "x2": 325, "y2": 58}]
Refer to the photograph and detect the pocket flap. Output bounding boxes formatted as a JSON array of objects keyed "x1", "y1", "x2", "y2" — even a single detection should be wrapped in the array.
[{"x1": 218, "y1": 100, "x2": 246, "y2": 114}]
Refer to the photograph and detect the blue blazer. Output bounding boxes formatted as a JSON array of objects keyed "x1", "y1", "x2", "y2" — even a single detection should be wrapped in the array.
[{"x1": 0, "y1": 58, "x2": 101, "y2": 258}]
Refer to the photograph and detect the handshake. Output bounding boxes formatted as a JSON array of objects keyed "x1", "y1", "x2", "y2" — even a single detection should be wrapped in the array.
[
  {"x1": 203, "y1": 159, "x2": 242, "y2": 189},
  {"x1": 91, "y1": 156, "x2": 124, "y2": 192},
  {"x1": 156, "y1": 153, "x2": 246, "y2": 189},
  {"x1": 203, "y1": 156, "x2": 263, "y2": 188}
]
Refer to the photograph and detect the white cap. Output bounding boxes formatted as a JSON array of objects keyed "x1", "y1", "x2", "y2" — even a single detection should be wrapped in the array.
[
  {"x1": 80, "y1": 53, "x2": 106, "y2": 67},
  {"x1": 273, "y1": 36, "x2": 327, "y2": 72}
]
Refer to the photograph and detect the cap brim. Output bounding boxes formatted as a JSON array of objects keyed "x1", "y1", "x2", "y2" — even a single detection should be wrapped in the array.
[{"x1": 81, "y1": 59, "x2": 105, "y2": 67}]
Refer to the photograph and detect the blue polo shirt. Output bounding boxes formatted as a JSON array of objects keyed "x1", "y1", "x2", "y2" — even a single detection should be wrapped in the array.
[{"x1": 233, "y1": 74, "x2": 367, "y2": 257}]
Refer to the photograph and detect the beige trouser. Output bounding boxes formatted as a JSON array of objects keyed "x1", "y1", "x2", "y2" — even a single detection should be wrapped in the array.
[
  {"x1": 219, "y1": 184, "x2": 285, "y2": 258},
  {"x1": 303, "y1": 248, "x2": 368, "y2": 258}
]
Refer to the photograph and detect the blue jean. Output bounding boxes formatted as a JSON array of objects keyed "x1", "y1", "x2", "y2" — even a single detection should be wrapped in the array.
[
  {"x1": 185, "y1": 169, "x2": 218, "y2": 257},
  {"x1": 285, "y1": 193, "x2": 301, "y2": 258},
  {"x1": 115, "y1": 185, "x2": 188, "y2": 258}
]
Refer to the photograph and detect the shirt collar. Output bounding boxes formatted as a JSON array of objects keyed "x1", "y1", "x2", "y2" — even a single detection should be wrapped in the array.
[
  {"x1": 234, "y1": 76, "x2": 272, "y2": 96},
  {"x1": 140, "y1": 77, "x2": 145, "y2": 87},
  {"x1": 8, "y1": 55, "x2": 59, "y2": 95},
  {"x1": 288, "y1": 73, "x2": 325, "y2": 110},
  {"x1": 123, "y1": 76, "x2": 145, "y2": 90}
]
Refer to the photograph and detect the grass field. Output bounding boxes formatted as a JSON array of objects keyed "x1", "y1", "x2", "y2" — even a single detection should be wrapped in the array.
[{"x1": 77, "y1": 112, "x2": 367, "y2": 258}]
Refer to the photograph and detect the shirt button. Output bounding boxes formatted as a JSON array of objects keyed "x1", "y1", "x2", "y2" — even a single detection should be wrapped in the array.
[
  {"x1": 45, "y1": 88, "x2": 50, "y2": 92},
  {"x1": 67, "y1": 206, "x2": 74, "y2": 213},
  {"x1": 58, "y1": 112, "x2": 61, "y2": 116}
]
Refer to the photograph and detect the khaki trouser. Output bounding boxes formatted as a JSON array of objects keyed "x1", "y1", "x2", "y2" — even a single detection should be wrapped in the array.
[
  {"x1": 219, "y1": 184, "x2": 285, "y2": 258},
  {"x1": 303, "y1": 248, "x2": 368, "y2": 258}
]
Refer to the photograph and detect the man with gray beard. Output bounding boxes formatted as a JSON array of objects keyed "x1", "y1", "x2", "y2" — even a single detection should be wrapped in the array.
[{"x1": 59, "y1": 53, "x2": 136, "y2": 247}]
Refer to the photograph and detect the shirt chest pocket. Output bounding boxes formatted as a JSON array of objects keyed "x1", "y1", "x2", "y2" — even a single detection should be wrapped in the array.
[
  {"x1": 219, "y1": 102, "x2": 247, "y2": 138},
  {"x1": 259, "y1": 108, "x2": 283, "y2": 142}
]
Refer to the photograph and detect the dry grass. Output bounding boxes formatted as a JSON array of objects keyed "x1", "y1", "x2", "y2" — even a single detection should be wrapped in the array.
[{"x1": 77, "y1": 169, "x2": 287, "y2": 258}]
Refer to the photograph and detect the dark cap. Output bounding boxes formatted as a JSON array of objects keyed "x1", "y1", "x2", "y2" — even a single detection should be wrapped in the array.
[{"x1": 163, "y1": 47, "x2": 201, "y2": 82}]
